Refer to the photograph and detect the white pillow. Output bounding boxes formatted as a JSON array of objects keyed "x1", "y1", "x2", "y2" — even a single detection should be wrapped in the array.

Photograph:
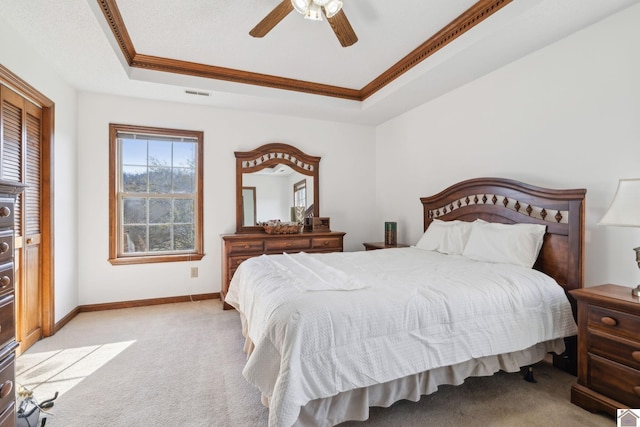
[
  {"x1": 461, "y1": 221, "x2": 546, "y2": 268},
  {"x1": 415, "y1": 219, "x2": 474, "y2": 255}
]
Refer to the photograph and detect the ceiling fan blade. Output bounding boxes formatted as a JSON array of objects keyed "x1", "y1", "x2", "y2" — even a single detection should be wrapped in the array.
[
  {"x1": 249, "y1": 0, "x2": 294, "y2": 38},
  {"x1": 326, "y1": 9, "x2": 358, "y2": 47}
]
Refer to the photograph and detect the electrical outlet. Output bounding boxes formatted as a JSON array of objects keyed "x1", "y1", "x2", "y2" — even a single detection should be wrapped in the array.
[{"x1": 190, "y1": 267, "x2": 198, "y2": 278}]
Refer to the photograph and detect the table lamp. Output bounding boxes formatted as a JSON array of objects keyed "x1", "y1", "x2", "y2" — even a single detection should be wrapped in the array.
[{"x1": 599, "y1": 178, "x2": 640, "y2": 297}]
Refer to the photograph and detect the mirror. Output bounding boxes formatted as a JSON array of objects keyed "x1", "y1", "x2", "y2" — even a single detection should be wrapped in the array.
[{"x1": 235, "y1": 143, "x2": 320, "y2": 233}]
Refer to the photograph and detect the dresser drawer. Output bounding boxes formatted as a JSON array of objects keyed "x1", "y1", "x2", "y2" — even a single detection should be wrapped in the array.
[
  {"x1": 0, "y1": 232, "x2": 11, "y2": 265},
  {"x1": 589, "y1": 329, "x2": 640, "y2": 370},
  {"x1": 0, "y1": 353, "x2": 15, "y2": 419},
  {"x1": 0, "y1": 401, "x2": 14, "y2": 427},
  {"x1": 588, "y1": 353, "x2": 640, "y2": 407},
  {"x1": 588, "y1": 305, "x2": 640, "y2": 341},
  {"x1": 311, "y1": 237, "x2": 342, "y2": 251},
  {"x1": 227, "y1": 240, "x2": 264, "y2": 255},
  {"x1": 265, "y1": 238, "x2": 311, "y2": 252},
  {"x1": 0, "y1": 200, "x2": 13, "y2": 231},
  {"x1": 0, "y1": 264, "x2": 13, "y2": 299},
  {"x1": 0, "y1": 297, "x2": 14, "y2": 349}
]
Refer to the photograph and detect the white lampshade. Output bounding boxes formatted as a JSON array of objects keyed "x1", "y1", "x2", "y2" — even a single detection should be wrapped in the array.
[{"x1": 599, "y1": 178, "x2": 640, "y2": 227}]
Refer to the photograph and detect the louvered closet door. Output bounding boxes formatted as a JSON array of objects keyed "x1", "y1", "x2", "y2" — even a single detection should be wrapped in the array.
[{"x1": 1, "y1": 85, "x2": 42, "y2": 353}]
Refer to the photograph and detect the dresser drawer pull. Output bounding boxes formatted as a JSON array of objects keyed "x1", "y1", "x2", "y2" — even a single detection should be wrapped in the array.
[
  {"x1": 235, "y1": 260, "x2": 243, "y2": 265},
  {"x1": 0, "y1": 276, "x2": 9, "y2": 289},
  {"x1": 322, "y1": 241, "x2": 329, "y2": 246},
  {"x1": 0, "y1": 207, "x2": 9, "y2": 218},
  {"x1": 243, "y1": 245, "x2": 250, "y2": 249},
  {"x1": 633, "y1": 351, "x2": 640, "y2": 363},
  {"x1": 600, "y1": 316, "x2": 617, "y2": 326},
  {"x1": 0, "y1": 380, "x2": 12, "y2": 399},
  {"x1": 0, "y1": 242, "x2": 8, "y2": 254}
]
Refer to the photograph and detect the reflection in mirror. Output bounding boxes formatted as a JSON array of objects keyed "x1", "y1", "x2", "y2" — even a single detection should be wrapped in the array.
[
  {"x1": 242, "y1": 187, "x2": 256, "y2": 226},
  {"x1": 242, "y1": 165, "x2": 314, "y2": 225},
  {"x1": 235, "y1": 143, "x2": 320, "y2": 233}
]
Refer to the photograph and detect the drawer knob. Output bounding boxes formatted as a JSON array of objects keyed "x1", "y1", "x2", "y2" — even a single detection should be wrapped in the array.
[
  {"x1": 243, "y1": 245, "x2": 250, "y2": 249},
  {"x1": 600, "y1": 316, "x2": 617, "y2": 326},
  {"x1": 633, "y1": 351, "x2": 640, "y2": 363},
  {"x1": 0, "y1": 242, "x2": 8, "y2": 254},
  {"x1": 323, "y1": 241, "x2": 329, "y2": 246},
  {"x1": 0, "y1": 276, "x2": 9, "y2": 288},
  {"x1": 0, "y1": 207, "x2": 9, "y2": 218},
  {"x1": 0, "y1": 380, "x2": 12, "y2": 399}
]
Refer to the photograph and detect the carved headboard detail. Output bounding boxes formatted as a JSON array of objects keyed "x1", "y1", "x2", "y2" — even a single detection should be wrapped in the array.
[{"x1": 420, "y1": 178, "x2": 586, "y2": 294}]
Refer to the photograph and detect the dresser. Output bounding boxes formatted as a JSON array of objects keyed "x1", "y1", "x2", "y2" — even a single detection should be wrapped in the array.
[
  {"x1": 221, "y1": 231, "x2": 345, "y2": 309},
  {"x1": 0, "y1": 182, "x2": 23, "y2": 427},
  {"x1": 570, "y1": 284, "x2": 640, "y2": 416}
]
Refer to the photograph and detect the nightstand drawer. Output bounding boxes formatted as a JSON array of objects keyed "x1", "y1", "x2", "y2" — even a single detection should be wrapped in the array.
[
  {"x1": 588, "y1": 305, "x2": 640, "y2": 341},
  {"x1": 589, "y1": 329, "x2": 640, "y2": 370},
  {"x1": 588, "y1": 354, "x2": 640, "y2": 407}
]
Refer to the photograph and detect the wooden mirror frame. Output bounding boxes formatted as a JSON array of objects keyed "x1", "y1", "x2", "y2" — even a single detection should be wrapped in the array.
[{"x1": 235, "y1": 143, "x2": 320, "y2": 233}]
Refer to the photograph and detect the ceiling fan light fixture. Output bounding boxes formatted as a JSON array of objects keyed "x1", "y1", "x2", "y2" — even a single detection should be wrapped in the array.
[
  {"x1": 291, "y1": 0, "x2": 310, "y2": 15},
  {"x1": 305, "y1": 3, "x2": 323, "y2": 21},
  {"x1": 324, "y1": 0, "x2": 343, "y2": 18}
]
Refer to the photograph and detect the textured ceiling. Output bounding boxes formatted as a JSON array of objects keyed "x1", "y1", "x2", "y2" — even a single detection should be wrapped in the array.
[{"x1": 1, "y1": 0, "x2": 638, "y2": 125}]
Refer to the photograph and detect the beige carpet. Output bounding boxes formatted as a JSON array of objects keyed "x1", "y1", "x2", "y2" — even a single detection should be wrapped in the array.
[{"x1": 16, "y1": 299, "x2": 614, "y2": 426}]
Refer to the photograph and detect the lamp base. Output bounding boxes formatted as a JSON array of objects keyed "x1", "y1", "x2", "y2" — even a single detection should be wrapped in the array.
[{"x1": 633, "y1": 285, "x2": 640, "y2": 297}]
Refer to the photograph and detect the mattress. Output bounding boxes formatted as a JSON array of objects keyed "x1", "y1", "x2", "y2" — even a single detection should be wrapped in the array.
[{"x1": 226, "y1": 247, "x2": 578, "y2": 427}]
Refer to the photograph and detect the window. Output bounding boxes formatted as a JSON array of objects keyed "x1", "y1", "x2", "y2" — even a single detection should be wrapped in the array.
[
  {"x1": 109, "y1": 124, "x2": 204, "y2": 265},
  {"x1": 293, "y1": 179, "x2": 306, "y2": 208}
]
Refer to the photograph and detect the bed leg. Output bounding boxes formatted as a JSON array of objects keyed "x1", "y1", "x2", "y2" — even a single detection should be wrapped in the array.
[{"x1": 524, "y1": 365, "x2": 536, "y2": 383}]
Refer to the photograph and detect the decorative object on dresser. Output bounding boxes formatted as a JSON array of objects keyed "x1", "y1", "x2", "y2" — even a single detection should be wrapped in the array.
[
  {"x1": 570, "y1": 284, "x2": 640, "y2": 416},
  {"x1": 363, "y1": 242, "x2": 410, "y2": 251},
  {"x1": 222, "y1": 143, "x2": 345, "y2": 310},
  {"x1": 384, "y1": 221, "x2": 397, "y2": 246},
  {"x1": 598, "y1": 178, "x2": 640, "y2": 297},
  {"x1": 0, "y1": 180, "x2": 26, "y2": 427},
  {"x1": 304, "y1": 217, "x2": 330, "y2": 232}
]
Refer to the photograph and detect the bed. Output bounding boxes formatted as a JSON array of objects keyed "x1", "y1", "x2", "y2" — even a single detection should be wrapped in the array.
[{"x1": 225, "y1": 177, "x2": 586, "y2": 427}]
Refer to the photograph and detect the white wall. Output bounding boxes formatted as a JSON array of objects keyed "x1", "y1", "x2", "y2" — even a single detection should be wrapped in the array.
[
  {"x1": 375, "y1": 4, "x2": 640, "y2": 289},
  {"x1": 0, "y1": 20, "x2": 79, "y2": 321},
  {"x1": 77, "y1": 93, "x2": 376, "y2": 305}
]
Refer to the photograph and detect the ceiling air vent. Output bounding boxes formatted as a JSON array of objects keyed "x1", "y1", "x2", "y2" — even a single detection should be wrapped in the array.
[{"x1": 185, "y1": 90, "x2": 210, "y2": 97}]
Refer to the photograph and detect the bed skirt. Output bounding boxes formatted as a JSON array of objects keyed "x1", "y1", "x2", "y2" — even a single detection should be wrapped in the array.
[{"x1": 239, "y1": 314, "x2": 565, "y2": 427}]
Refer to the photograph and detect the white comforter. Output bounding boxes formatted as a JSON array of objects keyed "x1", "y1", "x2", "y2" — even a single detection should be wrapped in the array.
[{"x1": 226, "y1": 248, "x2": 577, "y2": 427}]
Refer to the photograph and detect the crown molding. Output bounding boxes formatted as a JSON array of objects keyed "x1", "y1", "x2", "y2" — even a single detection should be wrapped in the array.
[{"x1": 96, "y1": 0, "x2": 512, "y2": 101}]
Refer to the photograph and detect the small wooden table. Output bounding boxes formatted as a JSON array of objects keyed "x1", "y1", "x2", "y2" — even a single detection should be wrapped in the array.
[
  {"x1": 569, "y1": 284, "x2": 640, "y2": 416},
  {"x1": 363, "y1": 242, "x2": 410, "y2": 251}
]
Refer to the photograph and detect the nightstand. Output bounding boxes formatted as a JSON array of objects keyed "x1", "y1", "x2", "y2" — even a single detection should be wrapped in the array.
[
  {"x1": 363, "y1": 242, "x2": 410, "y2": 251},
  {"x1": 569, "y1": 284, "x2": 640, "y2": 416}
]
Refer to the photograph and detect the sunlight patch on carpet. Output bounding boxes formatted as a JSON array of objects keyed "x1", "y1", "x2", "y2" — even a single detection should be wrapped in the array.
[{"x1": 15, "y1": 341, "x2": 136, "y2": 402}]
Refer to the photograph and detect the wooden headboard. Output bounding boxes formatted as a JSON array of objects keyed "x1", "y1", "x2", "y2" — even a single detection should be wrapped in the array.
[{"x1": 420, "y1": 178, "x2": 586, "y2": 295}]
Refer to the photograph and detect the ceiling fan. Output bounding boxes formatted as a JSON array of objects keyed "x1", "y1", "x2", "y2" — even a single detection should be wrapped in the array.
[{"x1": 250, "y1": 0, "x2": 358, "y2": 47}]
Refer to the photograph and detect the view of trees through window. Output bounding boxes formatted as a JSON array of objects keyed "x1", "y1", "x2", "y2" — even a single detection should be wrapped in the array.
[{"x1": 119, "y1": 134, "x2": 197, "y2": 255}]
